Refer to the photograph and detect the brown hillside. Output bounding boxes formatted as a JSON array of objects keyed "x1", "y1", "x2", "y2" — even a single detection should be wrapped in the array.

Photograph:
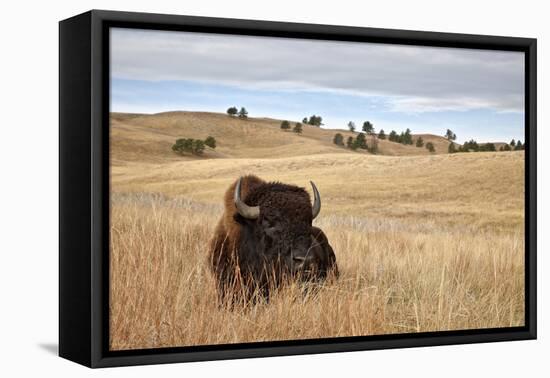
[
  {"x1": 110, "y1": 111, "x2": 487, "y2": 164},
  {"x1": 109, "y1": 110, "x2": 525, "y2": 350},
  {"x1": 111, "y1": 111, "x2": 351, "y2": 164}
]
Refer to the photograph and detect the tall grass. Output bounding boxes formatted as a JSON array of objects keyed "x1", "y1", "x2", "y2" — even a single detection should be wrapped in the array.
[{"x1": 109, "y1": 193, "x2": 524, "y2": 351}]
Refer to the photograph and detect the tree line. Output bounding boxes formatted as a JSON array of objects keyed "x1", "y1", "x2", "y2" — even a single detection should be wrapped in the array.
[
  {"x1": 379, "y1": 127, "x2": 435, "y2": 152},
  {"x1": 448, "y1": 140, "x2": 494, "y2": 153},
  {"x1": 302, "y1": 115, "x2": 323, "y2": 127},
  {"x1": 226, "y1": 107, "x2": 303, "y2": 134},
  {"x1": 332, "y1": 120, "x2": 379, "y2": 153},
  {"x1": 336, "y1": 120, "x2": 437, "y2": 153},
  {"x1": 227, "y1": 106, "x2": 248, "y2": 118},
  {"x1": 499, "y1": 139, "x2": 525, "y2": 151},
  {"x1": 448, "y1": 138, "x2": 525, "y2": 154},
  {"x1": 280, "y1": 120, "x2": 303, "y2": 133},
  {"x1": 332, "y1": 132, "x2": 379, "y2": 153},
  {"x1": 388, "y1": 128, "x2": 414, "y2": 145},
  {"x1": 223, "y1": 108, "x2": 525, "y2": 155}
]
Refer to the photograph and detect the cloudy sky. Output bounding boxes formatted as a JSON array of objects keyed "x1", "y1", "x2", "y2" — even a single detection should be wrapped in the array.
[{"x1": 110, "y1": 28, "x2": 525, "y2": 143}]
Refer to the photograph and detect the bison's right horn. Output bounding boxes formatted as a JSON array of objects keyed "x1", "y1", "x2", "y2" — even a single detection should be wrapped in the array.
[
  {"x1": 310, "y1": 181, "x2": 321, "y2": 220},
  {"x1": 234, "y1": 177, "x2": 260, "y2": 219}
]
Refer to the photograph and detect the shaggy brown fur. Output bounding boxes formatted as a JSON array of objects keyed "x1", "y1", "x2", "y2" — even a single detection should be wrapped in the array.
[{"x1": 208, "y1": 175, "x2": 338, "y2": 304}]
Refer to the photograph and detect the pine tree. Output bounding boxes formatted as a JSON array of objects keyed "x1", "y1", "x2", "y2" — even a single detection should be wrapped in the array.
[
  {"x1": 172, "y1": 138, "x2": 192, "y2": 155},
  {"x1": 280, "y1": 120, "x2": 291, "y2": 130},
  {"x1": 333, "y1": 133, "x2": 344, "y2": 146},
  {"x1": 172, "y1": 138, "x2": 206, "y2": 156},
  {"x1": 226, "y1": 106, "x2": 238, "y2": 116},
  {"x1": 397, "y1": 132, "x2": 404, "y2": 144},
  {"x1": 445, "y1": 129, "x2": 457, "y2": 141},
  {"x1": 347, "y1": 136, "x2": 355, "y2": 149},
  {"x1": 378, "y1": 129, "x2": 386, "y2": 140},
  {"x1": 305, "y1": 115, "x2": 323, "y2": 126},
  {"x1": 362, "y1": 121, "x2": 374, "y2": 134},
  {"x1": 204, "y1": 136, "x2": 216, "y2": 148},
  {"x1": 426, "y1": 142, "x2": 435, "y2": 153},
  {"x1": 416, "y1": 137, "x2": 424, "y2": 148},
  {"x1": 355, "y1": 133, "x2": 368, "y2": 149},
  {"x1": 238, "y1": 107, "x2": 248, "y2": 118},
  {"x1": 403, "y1": 128, "x2": 413, "y2": 145},
  {"x1": 462, "y1": 139, "x2": 479, "y2": 152},
  {"x1": 192, "y1": 139, "x2": 205, "y2": 155},
  {"x1": 348, "y1": 121, "x2": 356, "y2": 132},
  {"x1": 293, "y1": 122, "x2": 303, "y2": 133}
]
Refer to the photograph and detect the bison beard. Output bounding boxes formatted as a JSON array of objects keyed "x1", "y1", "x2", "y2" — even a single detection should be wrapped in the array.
[{"x1": 208, "y1": 175, "x2": 338, "y2": 305}]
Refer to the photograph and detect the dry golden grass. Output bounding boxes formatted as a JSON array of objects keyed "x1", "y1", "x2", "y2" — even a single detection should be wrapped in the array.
[
  {"x1": 110, "y1": 191, "x2": 524, "y2": 350},
  {"x1": 109, "y1": 115, "x2": 525, "y2": 350},
  {"x1": 110, "y1": 111, "x2": 456, "y2": 164},
  {"x1": 112, "y1": 151, "x2": 524, "y2": 232}
]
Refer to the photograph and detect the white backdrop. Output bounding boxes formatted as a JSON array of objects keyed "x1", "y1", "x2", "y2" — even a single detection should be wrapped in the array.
[{"x1": 0, "y1": 0, "x2": 546, "y2": 376}]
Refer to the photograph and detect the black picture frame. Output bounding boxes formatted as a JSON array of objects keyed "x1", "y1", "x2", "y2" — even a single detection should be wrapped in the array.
[{"x1": 59, "y1": 9, "x2": 537, "y2": 368}]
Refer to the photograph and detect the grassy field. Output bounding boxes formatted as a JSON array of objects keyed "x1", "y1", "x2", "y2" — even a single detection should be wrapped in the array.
[
  {"x1": 109, "y1": 112, "x2": 525, "y2": 350},
  {"x1": 110, "y1": 111, "x2": 462, "y2": 163}
]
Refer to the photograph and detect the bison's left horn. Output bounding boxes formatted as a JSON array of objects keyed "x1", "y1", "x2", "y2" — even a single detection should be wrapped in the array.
[
  {"x1": 310, "y1": 181, "x2": 321, "y2": 220},
  {"x1": 234, "y1": 177, "x2": 260, "y2": 219}
]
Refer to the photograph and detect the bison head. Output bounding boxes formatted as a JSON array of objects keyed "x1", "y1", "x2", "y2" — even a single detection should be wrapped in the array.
[{"x1": 233, "y1": 177, "x2": 327, "y2": 280}]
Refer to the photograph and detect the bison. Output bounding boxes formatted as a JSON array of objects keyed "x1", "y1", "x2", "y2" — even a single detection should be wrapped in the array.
[{"x1": 208, "y1": 175, "x2": 338, "y2": 304}]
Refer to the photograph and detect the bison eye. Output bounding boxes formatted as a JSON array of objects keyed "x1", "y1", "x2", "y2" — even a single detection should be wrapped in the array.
[{"x1": 293, "y1": 256, "x2": 305, "y2": 263}]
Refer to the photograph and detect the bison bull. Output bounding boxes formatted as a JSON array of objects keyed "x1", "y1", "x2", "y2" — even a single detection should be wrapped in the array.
[{"x1": 208, "y1": 175, "x2": 338, "y2": 303}]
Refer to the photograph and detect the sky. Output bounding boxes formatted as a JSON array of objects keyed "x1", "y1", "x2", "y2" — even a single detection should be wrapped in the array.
[{"x1": 110, "y1": 28, "x2": 525, "y2": 144}]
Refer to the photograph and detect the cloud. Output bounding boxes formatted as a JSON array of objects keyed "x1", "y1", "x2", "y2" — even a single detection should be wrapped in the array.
[{"x1": 110, "y1": 28, "x2": 525, "y2": 113}]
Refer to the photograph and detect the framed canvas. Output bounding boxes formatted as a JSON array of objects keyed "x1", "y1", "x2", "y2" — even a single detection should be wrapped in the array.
[{"x1": 59, "y1": 10, "x2": 537, "y2": 368}]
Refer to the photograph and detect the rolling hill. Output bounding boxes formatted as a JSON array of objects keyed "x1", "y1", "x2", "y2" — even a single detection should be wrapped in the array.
[
  {"x1": 110, "y1": 111, "x2": 458, "y2": 164},
  {"x1": 108, "y1": 110, "x2": 525, "y2": 350}
]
